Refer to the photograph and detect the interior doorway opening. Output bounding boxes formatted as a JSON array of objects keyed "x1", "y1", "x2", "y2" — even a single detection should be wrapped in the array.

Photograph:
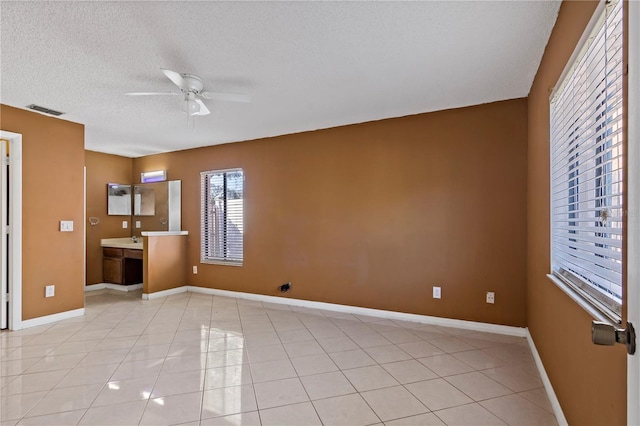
[
  {"x1": 0, "y1": 130, "x2": 22, "y2": 331},
  {"x1": 1, "y1": 139, "x2": 8, "y2": 329}
]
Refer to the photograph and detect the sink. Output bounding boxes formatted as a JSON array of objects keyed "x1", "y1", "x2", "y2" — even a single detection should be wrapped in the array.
[{"x1": 100, "y1": 237, "x2": 143, "y2": 250}]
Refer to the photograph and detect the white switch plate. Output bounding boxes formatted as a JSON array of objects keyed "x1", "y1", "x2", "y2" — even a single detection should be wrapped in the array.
[
  {"x1": 136, "y1": 221, "x2": 141, "y2": 228},
  {"x1": 433, "y1": 286, "x2": 441, "y2": 299},
  {"x1": 486, "y1": 291, "x2": 495, "y2": 304},
  {"x1": 45, "y1": 285, "x2": 55, "y2": 298},
  {"x1": 60, "y1": 220, "x2": 73, "y2": 232},
  {"x1": 122, "y1": 220, "x2": 128, "y2": 229},
  {"x1": 193, "y1": 266, "x2": 198, "y2": 274}
]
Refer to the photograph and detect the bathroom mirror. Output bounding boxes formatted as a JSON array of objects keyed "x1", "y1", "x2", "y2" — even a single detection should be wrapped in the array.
[
  {"x1": 107, "y1": 183, "x2": 132, "y2": 216},
  {"x1": 134, "y1": 186, "x2": 155, "y2": 216},
  {"x1": 132, "y1": 180, "x2": 181, "y2": 236}
]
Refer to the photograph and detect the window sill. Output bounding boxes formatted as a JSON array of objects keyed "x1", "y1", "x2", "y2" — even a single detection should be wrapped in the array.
[
  {"x1": 546, "y1": 274, "x2": 620, "y2": 325},
  {"x1": 201, "y1": 259, "x2": 243, "y2": 267}
]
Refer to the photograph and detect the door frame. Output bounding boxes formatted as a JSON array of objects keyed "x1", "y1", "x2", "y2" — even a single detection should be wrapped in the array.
[
  {"x1": 1, "y1": 140, "x2": 6, "y2": 329},
  {"x1": 627, "y1": 1, "x2": 640, "y2": 425},
  {"x1": 0, "y1": 130, "x2": 23, "y2": 331},
  {"x1": 627, "y1": 1, "x2": 640, "y2": 423}
]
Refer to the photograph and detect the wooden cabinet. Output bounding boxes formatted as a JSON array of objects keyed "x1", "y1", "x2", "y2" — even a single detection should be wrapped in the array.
[
  {"x1": 103, "y1": 247, "x2": 143, "y2": 285},
  {"x1": 103, "y1": 256, "x2": 123, "y2": 283}
]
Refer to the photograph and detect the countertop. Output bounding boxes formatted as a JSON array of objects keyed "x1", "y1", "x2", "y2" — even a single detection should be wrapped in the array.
[
  {"x1": 141, "y1": 231, "x2": 189, "y2": 236},
  {"x1": 100, "y1": 237, "x2": 143, "y2": 250}
]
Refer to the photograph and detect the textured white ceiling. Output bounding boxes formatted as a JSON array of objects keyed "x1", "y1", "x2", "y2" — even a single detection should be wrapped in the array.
[{"x1": 1, "y1": 1, "x2": 560, "y2": 158}]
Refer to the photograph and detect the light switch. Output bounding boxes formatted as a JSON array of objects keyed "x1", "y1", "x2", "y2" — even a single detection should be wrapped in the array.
[
  {"x1": 122, "y1": 220, "x2": 128, "y2": 229},
  {"x1": 433, "y1": 286, "x2": 441, "y2": 299},
  {"x1": 45, "y1": 285, "x2": 55, "y2": 297},
  {"x1": 60, "y1": 221, "x2": 73, "y2": 232}
]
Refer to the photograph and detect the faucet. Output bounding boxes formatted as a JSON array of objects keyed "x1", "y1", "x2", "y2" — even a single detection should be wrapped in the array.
[{"x1": 132, "y1": 236, "x2": 139, "y2": 243}]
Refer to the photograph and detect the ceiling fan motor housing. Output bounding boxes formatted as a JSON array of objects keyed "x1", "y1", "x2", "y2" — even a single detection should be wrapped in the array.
[{"x1": 181, "y1": 74, "x2": 204, "y2": 94}]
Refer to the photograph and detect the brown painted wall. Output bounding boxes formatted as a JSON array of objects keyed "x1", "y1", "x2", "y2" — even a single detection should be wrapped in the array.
[
  {"x1": 134, "y1": 99, "x2": 528, "y2": 326},
  {"x1": 0, "y1": 105, "x2": 85, "y2": 320},
  {"x1": 527, "y1": 1, "x2": 627, "y2": 424},
  {"x1": 85, "y1": 151, "x2": 133, "y2": 285},
  {"x1": 143, "y1": 235, "x2": 187, "y2": 294}
]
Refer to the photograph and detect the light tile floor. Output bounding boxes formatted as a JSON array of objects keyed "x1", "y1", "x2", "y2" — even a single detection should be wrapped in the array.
[{"x1": 1, "y1": 290, "x2": 558, "y2": 425}]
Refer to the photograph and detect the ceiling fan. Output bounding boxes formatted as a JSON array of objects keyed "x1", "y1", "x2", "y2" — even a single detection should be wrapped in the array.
[{"x1": 126, "y1": 68, "x2": 250, "y2": 116}]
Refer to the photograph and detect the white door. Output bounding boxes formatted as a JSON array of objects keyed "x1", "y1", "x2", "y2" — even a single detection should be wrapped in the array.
[{"x1": 0, "y1": 140, "x2": 8, "y2": 329}]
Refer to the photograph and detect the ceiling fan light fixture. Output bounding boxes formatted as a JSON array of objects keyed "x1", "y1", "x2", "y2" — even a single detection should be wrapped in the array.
[{"x1": 181, "y1": 98, "x2": 200, "y2": 116}]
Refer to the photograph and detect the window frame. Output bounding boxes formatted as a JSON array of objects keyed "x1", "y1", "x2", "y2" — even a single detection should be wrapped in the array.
[
  {"x1": 200, "y1": 168, "x2": 244, "y2": 266},
  {"x1": 548, "y1": 0, "x2": 624, "y2": 324}
]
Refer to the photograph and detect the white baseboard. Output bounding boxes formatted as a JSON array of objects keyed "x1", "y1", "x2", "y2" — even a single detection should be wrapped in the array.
[
  {"x1": 186, "y1": 286, "x2": 526, "y2": 337},
  {"x1": 84, "y1": 283, "x2": 106, "y2": 292},
  {"x1": 19, "y1": 308, "x2": 85, "y2": 330},
  {"x1": 140, "y1": 284, "x2": 525, "y2": 336},
  {"x1": 142, "y1": 286, "x2": 188, "y2": 300},
  {"x1": 85, "y1": 283, "x2": 143, "y2": 292},
  {"x1": 526, "y1": 330, "x2": 568, "y2": 425}
]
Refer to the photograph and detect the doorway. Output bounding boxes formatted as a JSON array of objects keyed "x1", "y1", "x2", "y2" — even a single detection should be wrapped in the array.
[
  {"x1": 0, "y1": 130, "x2": 22, "y2": 331},
  {"x1": 0, "y1": 138, "x2": 8, "y2": 329}
]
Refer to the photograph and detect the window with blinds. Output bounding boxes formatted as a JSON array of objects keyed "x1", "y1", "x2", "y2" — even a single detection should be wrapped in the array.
[
  {"x1": 201, "y1": 169, "x2": 244, "y2": 265},
  {"x1": 550, "y1": 0, "x2": 624, "y2": 321}
]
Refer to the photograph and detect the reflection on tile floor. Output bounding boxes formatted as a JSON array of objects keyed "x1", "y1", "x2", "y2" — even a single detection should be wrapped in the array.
[{"x1": 0, "y1": 290, "x2": 558, "y2": 425}]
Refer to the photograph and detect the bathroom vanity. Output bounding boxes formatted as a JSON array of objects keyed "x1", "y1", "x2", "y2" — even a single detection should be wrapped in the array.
[
  {"x1": 100, "y1": 237, "x2": 143, "y2": 285},
  {"x1": 100, "y1": 231, "x2": 188, "y2": 296},
  {"x1": 100, "y1": 179, "x2": 187, "y2": 296}
]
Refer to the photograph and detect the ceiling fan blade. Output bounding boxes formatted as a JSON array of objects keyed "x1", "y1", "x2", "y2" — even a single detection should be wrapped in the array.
[
  {"x1": 195, "y1": 99, "x2": 210, "y2": 115},
  {"x1": 125, "y1": 92, "x2": 178, "y2": 96},
  {"x1": 201, "y1": 91, "x2": 251, "y2": 103},
  {"x1": 161, "y1": 68, "x2": 188, "y2": 89}
]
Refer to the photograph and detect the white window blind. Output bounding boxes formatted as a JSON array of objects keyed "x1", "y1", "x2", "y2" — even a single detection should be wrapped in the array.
[
  {"x1": 550, "y1": 0, "x2": 624, "y2": 320},
  {"x1": 201, "y1": 169, "x2": 244, "y2": 265}
]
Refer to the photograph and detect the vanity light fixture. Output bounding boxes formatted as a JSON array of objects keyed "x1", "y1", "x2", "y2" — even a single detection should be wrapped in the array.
[{"x1": 141, "y1": 170, "x2": 167, "y2": 183}]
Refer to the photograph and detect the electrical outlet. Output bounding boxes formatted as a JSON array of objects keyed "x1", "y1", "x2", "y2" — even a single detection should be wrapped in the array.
[
  {"x1": 136, "y1": 221, "x2": 141, "y2": 229},
  {"x1": 193, "y1": 266, "x2": 198, "y2": 274},
  {"x1": 279, "y1": 282, "x2": 291, "y2": 292},
  {"x1": 433, "y1": 286, "x2": 441, "y2": 299},
  {"x1": 486, "y1": 291, "x2": 495, "y2": 304},
  {"x1": 60, "y1": 220, "x2": 73, "y2": 232},
  {"x1": 122, "y1": 220, "x2": 128, "y2": 229},
  {"x1": 45, "y1": 285, "x2": 55, "y2": 298}
]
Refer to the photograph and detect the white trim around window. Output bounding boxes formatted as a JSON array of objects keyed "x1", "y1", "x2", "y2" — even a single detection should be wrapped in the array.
[
  {"x1": 200, "y1": 168, "x2": 244, "y2": 266},
  {"x1": 549, "y1": 0, "x2": 624, "y2": 323}
]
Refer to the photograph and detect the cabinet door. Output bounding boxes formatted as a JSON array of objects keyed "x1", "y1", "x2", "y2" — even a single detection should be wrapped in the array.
[
  {"x1": 124, "y1": 258, "x2": 143, "y2": 285},
  {"x1": 103, "y1": 257, "x2": 123, "y2": 284}
]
